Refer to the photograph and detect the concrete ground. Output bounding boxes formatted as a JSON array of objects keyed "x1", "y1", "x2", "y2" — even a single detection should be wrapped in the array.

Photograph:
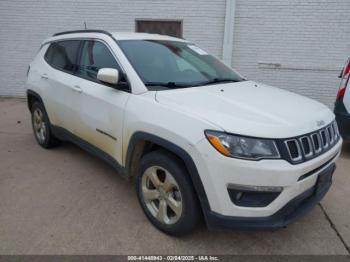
[{"x1": 0, "y1": 98, "x2": 349, "y2": 255}]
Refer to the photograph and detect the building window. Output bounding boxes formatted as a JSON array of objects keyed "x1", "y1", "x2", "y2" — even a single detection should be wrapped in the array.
[{"x1": 135, "y1": 20, "x2": 182, "y2": 38}]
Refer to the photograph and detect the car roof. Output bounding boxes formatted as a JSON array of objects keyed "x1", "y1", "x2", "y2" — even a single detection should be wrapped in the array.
[
  {"x1": 45, "y1": 30, "x2": 189, "y2": 43},
  {"x1": 111, "y1": 32, "x2": 187, "y2": 42}
]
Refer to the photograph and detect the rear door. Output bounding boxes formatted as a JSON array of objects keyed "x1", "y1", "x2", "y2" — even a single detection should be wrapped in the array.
[
  {"x1": 43, "y1": 40, "x2": 82, "y2": 132},
  {"x1": 74, "y1": 39, "x2": 130, "y2": 163}
]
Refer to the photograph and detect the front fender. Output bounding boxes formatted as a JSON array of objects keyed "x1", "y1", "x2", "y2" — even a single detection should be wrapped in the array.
[{"x1": 125, "y1": 131, "x2": 210, "y2": 213}]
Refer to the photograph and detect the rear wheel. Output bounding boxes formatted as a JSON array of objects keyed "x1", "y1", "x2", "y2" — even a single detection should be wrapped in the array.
[
  {"x1": 31, "y1": 101, "x2": 60, "y2": 148},
  {"x1": 136, "y1": 150, "x2": 201, "y2": 236}
]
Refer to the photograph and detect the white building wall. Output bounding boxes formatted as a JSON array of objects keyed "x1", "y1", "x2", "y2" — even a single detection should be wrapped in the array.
[
  {"x1": 232, "y1": 0, "x2": 350, "y2": 108},
  {"x1": 0, "y1": 0, "x2": 225, "y2": 97},
  {"x1": 0, "y1": 0, "x2": 349, "y2": 109}
]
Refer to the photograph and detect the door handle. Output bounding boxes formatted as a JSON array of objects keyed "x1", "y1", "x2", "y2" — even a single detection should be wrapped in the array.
[
  {"x1": 72, "y1": 85, "x2": 83, "y2": 93},
  {"x1": 40, "y1": 73, "x2": 48, "y2": 79}
]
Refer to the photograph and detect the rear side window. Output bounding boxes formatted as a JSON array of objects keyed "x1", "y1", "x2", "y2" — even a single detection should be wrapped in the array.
[
  {"x1": 77, "y1": 40, "x2": 121, "y2": 81},
  {"x1": 44, "y1": 40, "x2": 81, "y2": 73}
]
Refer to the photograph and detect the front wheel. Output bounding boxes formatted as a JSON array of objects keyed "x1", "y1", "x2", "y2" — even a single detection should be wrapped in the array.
[{"x1": 136, "y1": 150, "x2": 201, "y2": 236}]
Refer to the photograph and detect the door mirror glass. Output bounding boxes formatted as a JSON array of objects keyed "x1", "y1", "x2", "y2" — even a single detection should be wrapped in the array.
[{"x1": 97, "y1": 68, "x2": 120, "y2": 85}]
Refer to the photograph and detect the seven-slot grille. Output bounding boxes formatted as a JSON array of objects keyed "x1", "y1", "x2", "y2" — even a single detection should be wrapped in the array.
[{"x1": 284, "y1": 121, "x2": 340, "y2": 163}]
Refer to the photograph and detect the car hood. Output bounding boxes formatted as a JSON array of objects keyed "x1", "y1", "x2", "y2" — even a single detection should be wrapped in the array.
[{"x1": 155, "y1": 81, "x2": 334, "y2": 138}]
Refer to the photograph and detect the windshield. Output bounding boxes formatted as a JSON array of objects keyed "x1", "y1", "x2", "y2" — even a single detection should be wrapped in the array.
[{"x1": 118, "y1": 40, "x2": 245, "y2": 90}]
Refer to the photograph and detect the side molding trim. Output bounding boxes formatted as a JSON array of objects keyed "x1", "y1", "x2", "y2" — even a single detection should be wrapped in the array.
[{"x1": 96, "y1": 128, "x2": 117, "y2": 141}]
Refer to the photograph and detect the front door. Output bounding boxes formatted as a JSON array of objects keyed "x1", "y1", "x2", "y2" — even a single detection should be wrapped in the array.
[{"x1": 74, "y1": 40, "x2": 130, "y2": 164}]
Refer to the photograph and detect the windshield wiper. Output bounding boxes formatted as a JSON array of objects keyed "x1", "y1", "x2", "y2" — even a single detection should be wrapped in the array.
[
  {"x1": 144, "y1": 81, "x2": 191, "y2": 88},
  {"x1": 199, "y1": 78, "x2": 243, "y2": 86},
  {"x1": 144, "y1": 78, "x2": 244, "y2": 89}
]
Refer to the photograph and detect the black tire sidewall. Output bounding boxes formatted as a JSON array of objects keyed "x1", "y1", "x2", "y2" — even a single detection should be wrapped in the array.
[{"x1": 136, "y1": 150, "x2": 200, "y2": 236}]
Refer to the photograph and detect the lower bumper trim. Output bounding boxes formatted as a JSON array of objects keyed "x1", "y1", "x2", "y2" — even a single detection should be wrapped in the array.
[{"x1": 204, "y1": 163, "x2": 335, "y2": 230}]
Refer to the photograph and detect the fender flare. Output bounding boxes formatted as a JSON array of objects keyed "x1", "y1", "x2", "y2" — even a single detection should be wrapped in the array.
[
  {"x1": 26, "y1": 89, "x2": 44, "y2": 111},
  {"x1": 126, "y1": 131, "x2": 210, "y2": 211}
]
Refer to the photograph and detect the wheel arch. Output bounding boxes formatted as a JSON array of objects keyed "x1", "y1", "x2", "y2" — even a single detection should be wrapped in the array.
[
  {"x1": 125, "y1": 131, "x2": 210, "y2": 211},
  {"x1": 26, "y1": 89, "x2": 44, "y2": 112}
]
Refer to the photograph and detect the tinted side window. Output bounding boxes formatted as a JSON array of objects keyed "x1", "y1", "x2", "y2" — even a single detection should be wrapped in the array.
[
  {"x1": 44, "y1": 40, "x2": 80, "y2": 73},
  {"x1": 77, "y1": 40, "x2": 121, "y2": 81}
]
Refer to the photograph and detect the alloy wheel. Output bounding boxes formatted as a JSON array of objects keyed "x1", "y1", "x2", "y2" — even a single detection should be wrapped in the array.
[
  {"x1": 141, "y1": 166, "x2": 183, "y2": 225},
  {"x1": 32, "y1": 108, "x2": 46, "y2": 144}
]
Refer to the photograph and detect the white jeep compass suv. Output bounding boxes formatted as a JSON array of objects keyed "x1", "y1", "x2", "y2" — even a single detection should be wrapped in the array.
[{"x1": 26, "y1": 30, "x2": 342, "y2": 235}]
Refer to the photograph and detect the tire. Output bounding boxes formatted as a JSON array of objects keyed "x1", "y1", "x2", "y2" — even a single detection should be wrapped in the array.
[
  {"x1": 136, "y1": 150, "x2": 201, "y2": 236},
  {"x1": 31, "y1": 101, "x2": 60, "y2": 148}
]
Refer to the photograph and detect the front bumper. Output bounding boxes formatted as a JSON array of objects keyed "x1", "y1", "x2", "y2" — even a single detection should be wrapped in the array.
[
  {"x1": 190, "y1": 137, "x2": 342, "y2": 229},
  {"x1": 204, "y1": 163, "x2": 335, "y2": 230}
]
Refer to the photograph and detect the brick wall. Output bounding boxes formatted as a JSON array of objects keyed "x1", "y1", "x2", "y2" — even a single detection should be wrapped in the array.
[
  {"x1": 0, "y1": 0, "x2": 225, "y2": 97},
  {"x1": 0, "y1": 0, "x2": 349, "y2": 108},
  {"x1": 232, "y1": 0, "x2": 350, "y2": 108}
]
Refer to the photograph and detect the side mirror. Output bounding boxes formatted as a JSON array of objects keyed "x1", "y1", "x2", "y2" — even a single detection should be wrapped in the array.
[{"x1": 97, "y1": 68, "x2": 119, "y2": 85}]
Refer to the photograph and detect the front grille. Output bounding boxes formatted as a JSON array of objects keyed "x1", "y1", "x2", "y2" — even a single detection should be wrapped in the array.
[
  {"x1": 311, "y1": 133, "x2": 322, "y2": 154},
  {"x1": 283, "y1": 121, "x2": 340, "y2": 164},
  {"x1": 285, "y1": 139, "x2": 302, "y2": 161},
  {"x1": 300, "y1": 136, "x2": 312, "y2": 157}
]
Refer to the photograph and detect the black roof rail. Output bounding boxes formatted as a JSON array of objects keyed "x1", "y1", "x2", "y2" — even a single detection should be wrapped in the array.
[{"x1": 53, "y1": 29, "x2": 113, "y2": 37}]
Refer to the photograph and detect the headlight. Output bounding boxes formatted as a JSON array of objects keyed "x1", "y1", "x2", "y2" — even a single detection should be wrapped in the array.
[{"x1": 205, "y1": 130, "x2": 280, "y2": 160}]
